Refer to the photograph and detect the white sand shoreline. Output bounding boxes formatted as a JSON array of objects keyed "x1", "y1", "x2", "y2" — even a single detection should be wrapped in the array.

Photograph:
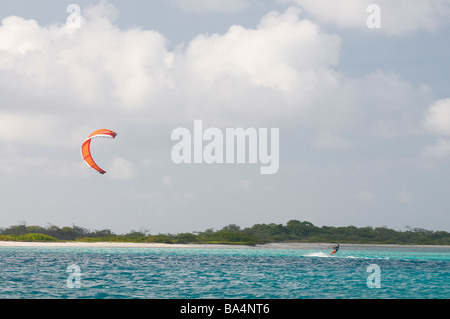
[
  {"x1": 0, "y1": 241, "x2": 219, "y2": 248},
  {"x1": 0, "y1": 241, "x2": 447, "y2": 249}
]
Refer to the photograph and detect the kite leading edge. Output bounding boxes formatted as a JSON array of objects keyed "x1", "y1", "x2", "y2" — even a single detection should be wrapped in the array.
[{"x1": 81, "y1": 129, "x2": 117, "y2": 174}]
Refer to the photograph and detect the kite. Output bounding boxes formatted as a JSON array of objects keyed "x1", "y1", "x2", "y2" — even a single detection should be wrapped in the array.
[{"x1": 81, "y1": 129, "x2": 117, "y2": 174}]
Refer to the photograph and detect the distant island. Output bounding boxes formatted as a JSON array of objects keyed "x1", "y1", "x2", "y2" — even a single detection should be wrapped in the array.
[{"x1": 1, "y1": 220, "x2": 449, "y2": 245}]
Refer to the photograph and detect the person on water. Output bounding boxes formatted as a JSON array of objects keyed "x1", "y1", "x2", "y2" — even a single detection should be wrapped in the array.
[{"x1": 330, "y1": 243, "x2": 339, "y2": 255}]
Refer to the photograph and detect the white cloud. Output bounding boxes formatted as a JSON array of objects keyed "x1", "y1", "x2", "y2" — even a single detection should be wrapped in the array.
[
  {"x1": 424, "y1": 99, "x2": 450, "y2": 135},
  {"x1": 312, "y1": 131, "x2": 352, "y2": 150},
  {"x1": 0, "y1": 2, "x2": 436, "y2": 177},
  {"x1": 0, "y1": 113, "x2": 38, "y2": 142},
  {"x1": 0, "y1": 156, "x2": 42, "y2": 176},
  {"x1": 284, "y1": 0, "x2": 450, "y2": 35},
  {"x1": 162, "y1": 175, "x2": 174, "y2": 189},
  {"x1": 303, "y1": 70, "x2": 430, "y2": 137},
  {"x1": 169, "y1": 0, "x2": 249, "y2": 13},
  {"x1": 356, "y1": 190, "x2": 374, "y2": 202},
  {"x1": 0, "y1": 3, "x2": 429, "y2": 131},
  {"x1": 0, "y1": 6, "x2": 338, "y2": 106},
  {"x1": 108, "y1": 157, "x2": 135, "y2": 180},
  {"x1": 173, "y1": 191, "x2": 194, "y2": 205},
  {"x1": 398, "y1": 190, "x2": 412, "y2": 203},
  {"x1": 0, "y1": 5, "x2": 344, "y2": 129},
  {"x1": 175, "y1": 7, "x2": 342, "y2": 124},
  {"x1": 239, "y1": 179, "x2": 252, "y2": 191},
  {"x1": 355, "y1": 72, "x2": 429, "y2": 137},
  {"x1": 0, "y1": 154, "x2": 88, "y2": 177},
  {"x1": 422, "y1": 138, "x2": 450, "y2": 158},
  {"x1": 0, "y1": 112, "x2": 80, "y2": 147}
]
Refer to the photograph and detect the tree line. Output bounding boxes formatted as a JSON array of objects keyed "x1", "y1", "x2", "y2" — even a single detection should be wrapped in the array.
[{"x1": 0, "y1": 220, "x2": 449, "y2": 245}]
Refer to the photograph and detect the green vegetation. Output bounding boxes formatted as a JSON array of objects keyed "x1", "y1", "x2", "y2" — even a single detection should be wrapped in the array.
[
  {"x1": 0, "y1": 233, "x2": 58, "y2": 242},
  {"x1": 0, "y1": 220, "x2": 449, "y2": 245}
]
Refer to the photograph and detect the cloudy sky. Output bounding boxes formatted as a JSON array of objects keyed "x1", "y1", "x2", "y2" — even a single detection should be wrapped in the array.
[{"x1": 1, "y1": 0, "x2": 450, "y2": 234}]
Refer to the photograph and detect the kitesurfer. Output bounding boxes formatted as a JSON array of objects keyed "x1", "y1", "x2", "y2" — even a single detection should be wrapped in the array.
[{"x1": 330, "y1": 243, "x2": 339, "y2": 255}]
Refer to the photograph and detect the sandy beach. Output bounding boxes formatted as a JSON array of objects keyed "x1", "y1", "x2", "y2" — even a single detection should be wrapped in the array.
[
  {"x1": 0, "y1": 241, "x2": 326, "y2": 249},
  {"x1": 0, "y1": 241, "x2": 211, "y2": 248},
  {"x1": 0, "y1": 241, "x2": 268, "y2": 249},
  {"x1": 0, "y1": 241, "x2": 446, "y2": 249}
]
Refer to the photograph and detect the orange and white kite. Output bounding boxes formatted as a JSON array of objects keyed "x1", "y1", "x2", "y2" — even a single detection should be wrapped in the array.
[{"x1": 81, "y1": 129, "x2": 117, "y2": 174}]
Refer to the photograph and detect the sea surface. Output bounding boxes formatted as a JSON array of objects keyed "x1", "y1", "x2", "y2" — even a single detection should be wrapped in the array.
[{"x1": 0, "y1": 243, "x2": 448, "y2": 299}]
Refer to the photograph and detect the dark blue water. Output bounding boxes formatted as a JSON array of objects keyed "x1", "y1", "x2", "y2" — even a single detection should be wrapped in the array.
[{"x1": 0, "y1": 243, "x2": 448, "y2": 298}]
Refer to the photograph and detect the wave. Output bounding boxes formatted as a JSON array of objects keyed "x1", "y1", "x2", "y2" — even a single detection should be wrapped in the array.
[
  {"x1": 303, "y1": 252, "x2": 331, "y2": 258},
  {"x1": 303, "y1": 251, "x2": 390, "y2": 260}
]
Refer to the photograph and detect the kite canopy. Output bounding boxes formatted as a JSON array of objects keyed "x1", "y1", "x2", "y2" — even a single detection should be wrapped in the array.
[{"x1": 81, "y1": 129, "x2": 117, "y2": 174}]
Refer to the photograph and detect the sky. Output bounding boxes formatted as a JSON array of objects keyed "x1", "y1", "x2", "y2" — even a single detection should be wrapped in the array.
[{"x1": 0, "y1": 0, "x2": 450, "y2": 234}]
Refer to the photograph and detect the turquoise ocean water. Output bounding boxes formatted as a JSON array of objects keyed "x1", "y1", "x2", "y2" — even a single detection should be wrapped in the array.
[{"x1": 0, "y1": 243, "x2": 448, "y2": 299}]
